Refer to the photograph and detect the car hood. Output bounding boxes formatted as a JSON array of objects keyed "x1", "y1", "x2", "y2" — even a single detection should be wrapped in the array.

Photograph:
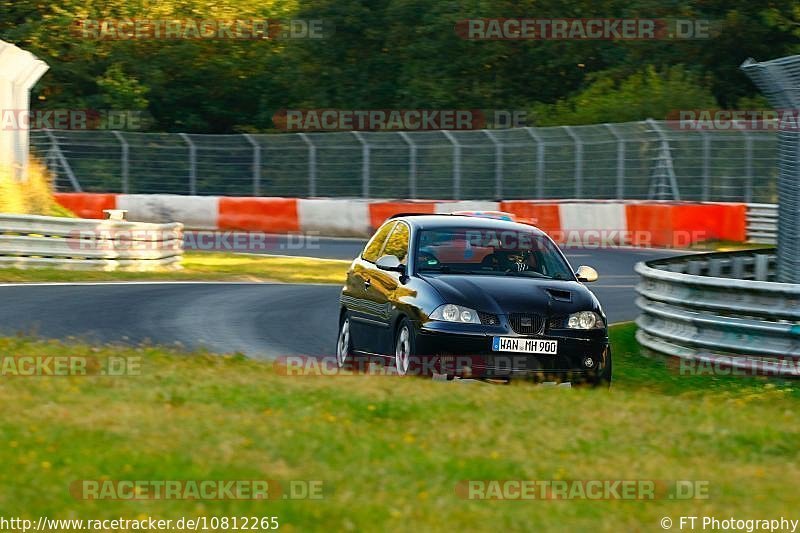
[{"x1": 420, "y1": 274, "x2": 600, "y2": 316}]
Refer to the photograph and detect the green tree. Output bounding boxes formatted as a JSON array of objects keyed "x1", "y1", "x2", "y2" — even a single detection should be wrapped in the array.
[{"x1": 531, "y1": 65, "x2": 718, "y2": 125}]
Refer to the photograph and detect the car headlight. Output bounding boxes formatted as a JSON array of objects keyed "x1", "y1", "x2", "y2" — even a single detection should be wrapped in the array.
[
  {"x1": 566, "y1": 311, "x2": 604, "y2": 329},
  {"x1": 430, "y1": 304, "x2": 481, "y2": 324}
]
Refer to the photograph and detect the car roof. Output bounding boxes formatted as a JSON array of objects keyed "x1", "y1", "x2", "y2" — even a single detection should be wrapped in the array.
[{"x1": 392, "y1": 214, "x2": 547, "y2": 235}]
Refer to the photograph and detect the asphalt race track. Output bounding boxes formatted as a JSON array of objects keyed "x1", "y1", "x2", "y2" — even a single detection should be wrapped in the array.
[{"x1": 0, "y1": 237, "x2": 684, "y2": 358}]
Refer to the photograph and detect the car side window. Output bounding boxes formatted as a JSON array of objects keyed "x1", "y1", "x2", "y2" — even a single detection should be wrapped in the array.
[
  {"x1": 382, "y1": 222, "x2": 410, "y2": 264},
  {"x1": 362, "y1": 222, "x2": 396, "y2": 263}
]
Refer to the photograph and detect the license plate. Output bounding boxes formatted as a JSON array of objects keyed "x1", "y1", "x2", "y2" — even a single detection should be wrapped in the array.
[{"x1": 492, "y1": 336, "x2": 558, "y2": 354}]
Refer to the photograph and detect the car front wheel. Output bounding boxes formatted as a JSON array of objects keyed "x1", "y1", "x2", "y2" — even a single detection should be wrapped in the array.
[
  {"x1": 394, "y1": 318, "x2": 415, "y2": 376},
  {"x1": 336, "y1": 313, "x2": 353, "y2": 368}
]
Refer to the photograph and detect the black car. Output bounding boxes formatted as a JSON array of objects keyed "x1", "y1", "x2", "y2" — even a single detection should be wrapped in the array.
[{"x1": 336, "y1": 214, "x2": 611, "y2": 385}]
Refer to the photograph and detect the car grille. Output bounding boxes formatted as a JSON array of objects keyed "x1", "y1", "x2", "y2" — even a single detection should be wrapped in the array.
[
  {"x1": 508, "y1": 313, "x2": 544, "y2": 335},
  {"x1": 477, "y1": 311, "x2": 499, "y2": 326}
]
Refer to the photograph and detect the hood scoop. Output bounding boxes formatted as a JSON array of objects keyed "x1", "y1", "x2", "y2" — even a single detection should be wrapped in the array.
[{"x1": 544, "y1": 288, "x2": 572, "y2": 302}]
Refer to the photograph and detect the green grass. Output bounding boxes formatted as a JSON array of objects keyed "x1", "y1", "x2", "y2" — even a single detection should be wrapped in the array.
[
  {"x1": 0, "y1": 324, "x2": 798, "y2": 532},
  {"x1": 0, "y1": 252, "x2": 350, "y2": 284},
  {"x1": 688, "y1": 240, "x2": 772, "y2": 252}
]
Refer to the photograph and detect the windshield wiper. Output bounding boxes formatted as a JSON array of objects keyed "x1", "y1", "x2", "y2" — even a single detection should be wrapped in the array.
[{"x1": 504, "y1": 270, "x2": 557, "y2": 279}]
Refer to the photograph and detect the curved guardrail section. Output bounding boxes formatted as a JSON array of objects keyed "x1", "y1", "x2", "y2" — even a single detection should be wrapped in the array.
[
  {"x1": 634, "y1": 249, "x2": 800, "y2": 376},
  {"x1": 0, "y1": 213, "x2": 183, "y2": 271}
]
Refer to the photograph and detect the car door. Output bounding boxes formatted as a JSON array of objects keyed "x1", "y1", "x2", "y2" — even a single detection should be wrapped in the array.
[
  {"x1": 346, "y1": 221, "x2": 395, "y2": 353},
  {"x1": 363, "y1": 221, "x2": 411, "y2": 354}
]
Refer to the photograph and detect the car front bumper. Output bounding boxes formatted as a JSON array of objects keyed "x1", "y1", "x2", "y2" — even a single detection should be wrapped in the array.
[{"x1": 414, "y1": 323, "x2": 610, "y2": 383}]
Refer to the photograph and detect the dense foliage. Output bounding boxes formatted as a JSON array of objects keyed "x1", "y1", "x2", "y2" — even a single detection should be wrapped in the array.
[{"x1": 1, "y1": 0, "x2": 797, "y2": 132}]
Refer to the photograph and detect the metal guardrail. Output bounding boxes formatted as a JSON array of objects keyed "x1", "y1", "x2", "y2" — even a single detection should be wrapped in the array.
[
  {"x1": 0, "y1": 214, "x2": 183, "y2": 270},
  {"x1": 634, "y1": 249, "x2": 800, "y2": 376},
  {"x1": 746, "y1": 203, "x2": 777, "y2": 244}
]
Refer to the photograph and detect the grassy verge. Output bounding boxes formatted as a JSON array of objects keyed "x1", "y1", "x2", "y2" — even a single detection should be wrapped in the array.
[
  {"x1": 0, "y1": 252, "x2": 350, "y2": 284},
  {"x1": 0, "y1": 324, "x2": 798, "y2": 531},
  {"x1": 0, "y1": 161, "x2": 74, "y2": 217},
  {"x1": 688, "y1": 240, "x2": 772, "y2": 252}
]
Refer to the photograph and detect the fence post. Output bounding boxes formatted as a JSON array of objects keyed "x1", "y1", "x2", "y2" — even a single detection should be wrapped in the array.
[
  {"x1": 562, "y1": 126, "x2": 582, "y2": 198},
  {"x1": 604, "y1": 123, "x2": 625, "y2": 199},
  {"x1": 111, "y1": 130, "x2": 129, "y2": 193},
  {"x1": 646, "y1": 119, "x2": 681, "y2": 201},
  {"x1": 524, "y1": 127, "x2": 545, "y2": 198},
  {"x1": 43, "y1": 129, "x2": 82, "y2": 192},
  {"x1": 483, "y1": 129, "x2": 503, "y2": 200},
  {"x1": 243, "y1": 133, "x2": 261, "y2": 196},
  {"x1": 701, "y1": 131, "x2": 711, "y2": 201},
  {"x1": 297, "y1": 133, "x2": 317, "y2": 197},
  {"x1": 352, "y1": 131, "x2": 370, "y2": 199},
  {"x1": 442, "y1": 131, "x2": 461, "y2": 200},
  {"x1": 398, "y1": 131, "x2": 417, "y2": 199},
  {"x1": 742, "y1": 130, "x2": 753, "y2": 203},
  {"x1": 179, "y1": 133, "x2": 197, "y2": 195}
]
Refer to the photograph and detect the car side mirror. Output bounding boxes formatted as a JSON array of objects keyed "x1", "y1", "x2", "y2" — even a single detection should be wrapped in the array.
[
  {"x1": 376, "y1": 254, "x2": 406, "y2": 273},
  {"x1": 576, "y1": 265, "x2": 599, "y2": 282}
]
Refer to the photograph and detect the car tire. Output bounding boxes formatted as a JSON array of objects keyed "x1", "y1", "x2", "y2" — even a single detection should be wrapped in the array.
[
  {"x1": 394, "y1": 318, "x2": 416, "y2": 376},
  {"x1": 336, "y1": 312, "x2": 354, "y2": 369},
  {"x1": 593, "y1": 348, "x2": 612, "y2": 388}
]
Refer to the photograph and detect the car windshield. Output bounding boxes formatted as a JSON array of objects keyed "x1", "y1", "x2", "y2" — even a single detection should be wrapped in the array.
[{"x1": 415, "y1": 227, "x2": 574, "y2": 280}]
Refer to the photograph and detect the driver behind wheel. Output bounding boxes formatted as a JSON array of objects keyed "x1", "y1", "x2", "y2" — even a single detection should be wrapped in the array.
[{"x1": 481, "y1": 250, "x2": 543, "y2": 273}]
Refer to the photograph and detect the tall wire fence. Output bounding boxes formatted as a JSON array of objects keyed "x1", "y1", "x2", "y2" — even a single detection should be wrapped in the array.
[
  {"x1": 741, "y1": 55, "x2": 800, "y2": 283},
  {"x1": 31, "y1": 119, "x2": 778, "y2": 202}
]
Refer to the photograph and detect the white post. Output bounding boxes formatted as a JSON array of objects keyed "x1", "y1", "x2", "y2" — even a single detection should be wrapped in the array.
[
  {"x1": 742, "y1": 130, "x2": 754, "y2": 203},
  {"x1": 701, "y1": 131, "x2": 711, "y2": 201},
  {"x1": 398, "y1": 131, "x2": 417, "y2": 199},
  {"x1": 111, "y1": 130, "x2": 130, "y2": 193},
  {"x1": 43, "y1": 129, "x2": 81, "y2": 192},
  {"x1": 178, "y1": 133, "x2": 197, "y2": 195},
  {"x1": 524, "y1": 127, "x2": 545, "y2": 198},
  {"x1": 604, "y1": 123, "x2": 625, "y2": 199},
  {"x1": 298, "y1": 133, "x2": 317, "y2": 197},
  {"x1": 561, "y1": 126, "x2": 583, "y2": 198},
  {"x1": 442, "y1": 131, "x2": 461, "y2": 200},
  {"x1": 647, "y1": 119, "x2": 681, "y2": 201},
  {"x1": 0, "y1": 40, "x2": 49, "y2": 181},
  {"x1": 483, "y1": 129, "x2": 503, "y2": 200},
  {"x1": 352, "y1": 131, "x2": 370, "y2": 198},
  {"x1": 243, "y1": 133, "x2": 261, "y2": 196}
]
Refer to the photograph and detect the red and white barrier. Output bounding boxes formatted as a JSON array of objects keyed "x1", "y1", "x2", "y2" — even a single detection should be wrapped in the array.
[
  {"x1": 297, "y1": 198, "x2": 371, "y2": 236},
  {"x1": 117, "y1": 194, "x2": 219, "y2": 230},
  {"x1": 434, "y1": 201, "x2": 500, "y2": 213},
  {"x1": 52, "y1": 194, "x2": 748, "y2": 248}
]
